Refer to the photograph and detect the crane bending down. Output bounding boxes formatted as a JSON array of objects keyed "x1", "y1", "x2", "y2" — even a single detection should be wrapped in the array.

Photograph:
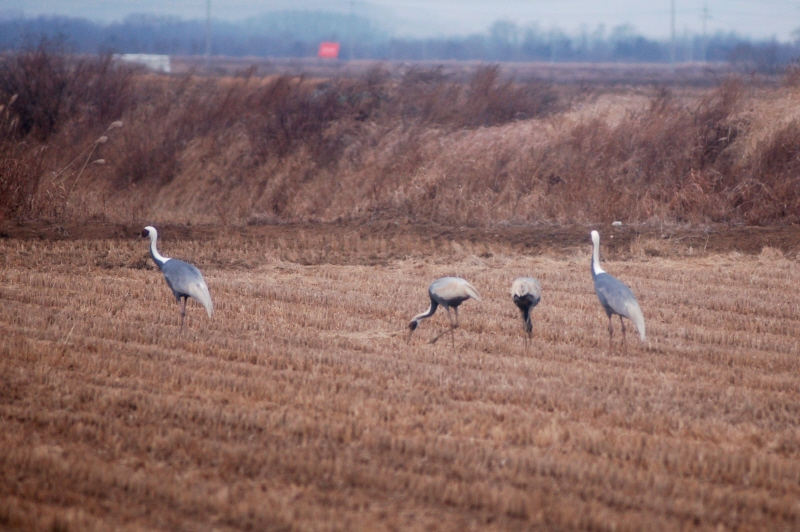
[
  {"x1": 408, "y1": 277, "x2": 481, "y2": 346},
  {"x1": 590, "y1": 230, "x2": 645, "y2": 347},
  {"x1": 511, "y1": 277, "x2": 541, "y2": 346},
  {"x1": 142, "y1": 226, "x2": 213, "y2": 329}
]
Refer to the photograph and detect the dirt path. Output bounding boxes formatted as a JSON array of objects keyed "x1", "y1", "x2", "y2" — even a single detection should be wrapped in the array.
[{"x1": 3, "y1": 220, "x2": 799, "y2": 258}]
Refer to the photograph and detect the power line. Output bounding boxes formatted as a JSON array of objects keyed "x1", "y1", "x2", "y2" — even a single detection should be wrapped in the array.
[{"x1": 350, "y1": 0, "x2": 355, "y2": 60}]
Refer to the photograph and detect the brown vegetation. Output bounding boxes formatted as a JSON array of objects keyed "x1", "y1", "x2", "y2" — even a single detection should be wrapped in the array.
[
  {"x1": 1, "y1": 47, "x2": 800, "y2": 227},
  {"x1": 2, "y1": 49, "x2": 800, "y2": 528},
  {"x1": 1, "y1": 226, "x2": 800, "y2": 530}
]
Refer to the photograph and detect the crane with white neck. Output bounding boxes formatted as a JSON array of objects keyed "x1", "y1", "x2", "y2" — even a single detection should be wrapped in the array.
[
  {"x1": 590, "y1": 230, "x2": 645, "y2": 347},
  {"x1": 142, "y1": 226, "x2": 213, "y2": 329}
]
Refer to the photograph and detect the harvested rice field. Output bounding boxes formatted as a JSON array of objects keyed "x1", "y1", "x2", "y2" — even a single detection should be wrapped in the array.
[{"x1": 1, "y1": 223, "x2": 800, "y2": 531}]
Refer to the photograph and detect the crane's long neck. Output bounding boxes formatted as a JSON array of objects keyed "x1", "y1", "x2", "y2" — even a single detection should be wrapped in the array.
[
  {"x1": 412, "y1": 299, "x2": 438, "y2": 324},
  {"x1": 591, "y1": 236, "x2": 605, "y2": 278},
  {"x1": 522, "y1": 307, "x2": 532, "y2": 334},
  {"x1": 149, "y1": 235, "x2": 170, "y2": 269}
]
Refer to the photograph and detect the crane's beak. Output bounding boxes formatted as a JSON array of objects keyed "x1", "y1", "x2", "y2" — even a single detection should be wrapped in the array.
[{"x1": 406, "y1": 321, "x2": 417, "y2": 343}]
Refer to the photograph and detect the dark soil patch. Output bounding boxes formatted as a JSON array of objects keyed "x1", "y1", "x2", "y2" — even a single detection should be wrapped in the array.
[{"x1": 2, "y1": 220, "x2": 799, "y2": 259}]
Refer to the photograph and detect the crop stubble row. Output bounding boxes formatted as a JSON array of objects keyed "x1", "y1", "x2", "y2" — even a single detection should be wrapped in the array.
[{"x1": 1, "y1": 233, "x2": 799, "y2": 530}]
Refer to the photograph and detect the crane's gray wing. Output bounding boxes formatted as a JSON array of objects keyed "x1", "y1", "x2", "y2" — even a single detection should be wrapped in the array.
[
  {"x1": 459, "y1": 280, "x2": 482, "y2": 301},
  {"x1": 594, "y1": 273, "x2": 637, "y2": 316},
  {"x1": 162, "y1": 259, "x2": 214, "y2": 317},
  {"x1": 511, "y1": 278, "x2": 541, "y2": 307},
  {"x1": 594, "y1": 273, "x2": 645, "y2": 340},
  {"x1": 430, "y1": 277, "x2": 482, "y2": 304}
]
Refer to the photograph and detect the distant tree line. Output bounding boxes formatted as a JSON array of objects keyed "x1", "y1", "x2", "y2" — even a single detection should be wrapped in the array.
[{"x1": 0, "y1": 12, "x2": 797, "y2": 69}]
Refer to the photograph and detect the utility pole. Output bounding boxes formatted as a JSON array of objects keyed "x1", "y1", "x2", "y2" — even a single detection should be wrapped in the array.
[
  {"x1": 205, "y1": 0, "x2": 211, "y2": 67},
  {"x1": 349, "y1": 0, "x2": 355, "y2": 61},
  {"x1": 701, "y1": 3, "x2": 709, "y2": 62},
  {"x1": 670, "y1": 0, "x2": 676, "y2": 66}
]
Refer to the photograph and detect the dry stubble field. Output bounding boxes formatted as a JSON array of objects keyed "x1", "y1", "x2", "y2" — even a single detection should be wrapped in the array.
[{"x1": 1, "y1": 224, "x2": 800, "y2": 531}]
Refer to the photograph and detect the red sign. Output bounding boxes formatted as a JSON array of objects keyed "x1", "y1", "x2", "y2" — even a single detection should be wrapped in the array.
[{"x1": 317, "y1": 42, "x2": 340, "y2": 59}]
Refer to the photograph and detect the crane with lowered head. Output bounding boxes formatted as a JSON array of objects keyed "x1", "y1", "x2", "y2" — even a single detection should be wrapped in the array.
[
  {"x1": 511, "y1": 277, "x2": 541, "y2": 347},
  {"x1": 408, "y1": 277, "x2": 481, "y2": 346}
]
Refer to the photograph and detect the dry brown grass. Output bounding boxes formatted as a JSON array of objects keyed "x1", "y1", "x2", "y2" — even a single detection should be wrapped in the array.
[
  {"x1": 6, "y1": 48, "x2": 800, "y2": 228},
  {"x1": 2, "y1": 226, "x2": 800, "y2": 530}
]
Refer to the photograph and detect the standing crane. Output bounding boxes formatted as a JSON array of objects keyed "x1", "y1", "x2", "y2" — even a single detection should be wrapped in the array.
[
  {"x1": 511, "y1": 277, "x2": 541, "y2": 346},
  {"x1": 590, "y1": 230, "x2": 645, "y2": 347},
  {"x1": 142, "y1": 226, "x2": 213, "y2": 329},
  {"x1": 408, "y1": 277, "x2": 481, "y2": 346}
]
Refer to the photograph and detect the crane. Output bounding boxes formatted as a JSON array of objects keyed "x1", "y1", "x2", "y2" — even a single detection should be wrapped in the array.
[
  {"x1": 511, "y1": 277, "x2": 541, "y2": 346},
  {"x1": 142, "y1": 226, "x2": 213, "y2": 329},
  {"x1": 590, "y1": 230, "x2": 645, "y2": 347},
  {"x1": 408, "y1": 277, "x2": 481, "y2": 346}
]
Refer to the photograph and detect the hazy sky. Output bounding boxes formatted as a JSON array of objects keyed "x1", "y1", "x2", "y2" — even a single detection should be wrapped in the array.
[{"x1": 6, "y1": 1, "x2": 800, "y2": 41}]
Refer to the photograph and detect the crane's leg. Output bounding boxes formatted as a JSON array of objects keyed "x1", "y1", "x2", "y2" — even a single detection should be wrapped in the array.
[
  {"x1": 524, "y1": 308, "x2": 532, "y2": 350},
  {"x1": 607, "y1": 314, "x2": 614, "y2": 350},
  {"x1": 179, "y1": 297, "x2": 187, "y2": 330},
  {"x1": 451, "y1": 307, "x2": 460, "y2": 347},
  {"x1": 429, "y1": 307, "x2": 456, "y2": 345},
  {"x1": 619, "y1": 315, "x2": 627, "y2": 353}
]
